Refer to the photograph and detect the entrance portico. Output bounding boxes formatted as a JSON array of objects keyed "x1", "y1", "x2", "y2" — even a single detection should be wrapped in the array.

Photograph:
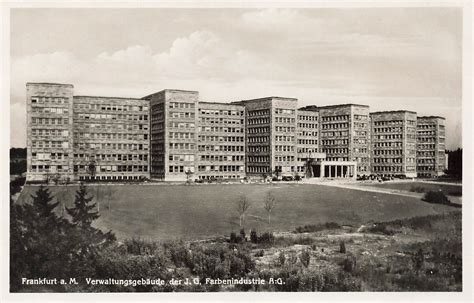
[{"x1": 308, "y1": 160, "x2": 357, "y2": 179}]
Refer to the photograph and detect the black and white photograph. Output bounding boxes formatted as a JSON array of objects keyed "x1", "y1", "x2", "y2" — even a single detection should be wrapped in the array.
[{"x1": 2, "y1": 0, "x2": 472, "y2": 301}]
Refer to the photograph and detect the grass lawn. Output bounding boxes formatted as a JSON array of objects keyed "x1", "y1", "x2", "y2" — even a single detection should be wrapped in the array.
[
  {"x1": 360, "y1": 181, "x2": 462, "y2": 196},
  {"x1": 17, "y1": 183, "x2": 457, "y2": 241}
]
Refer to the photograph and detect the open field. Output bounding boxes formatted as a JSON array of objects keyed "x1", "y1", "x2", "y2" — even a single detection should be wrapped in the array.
[
  {"x1": 17, "y1": 183, "x2": 457, "y2": 241},
  {"x1": 360, "y1": 181, "x2": 462, "y2": 196}
]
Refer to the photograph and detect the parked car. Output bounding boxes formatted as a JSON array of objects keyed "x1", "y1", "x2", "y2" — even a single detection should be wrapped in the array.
[{"x1": 282, "y1": 176, "x2": 294, "y2": 181}]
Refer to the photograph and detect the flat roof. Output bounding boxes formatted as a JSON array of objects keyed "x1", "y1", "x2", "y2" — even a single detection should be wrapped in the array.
[
  {"x1": 199, "y1": 101, "x2": 244, "y2": 107},
  {"x1": 141, "y1": 89, "x2": 198, "y2": 100},
  {"x1": 370, "y1": 110, "x2": 417, "y2": 115},
  {"x1": 74, "y1": 95, "x2": 144, "y2": 100},
  {"x1": 232, "y1": 96, "x2": 298, "y2": 103},
  {"x1": 27, "y1": 82, "x2": 73, "y2": 87},
  {"x1": 417, "y1": 116, "x2": 445, "y2": 120},
  {"x1": 317, "y1": 103, "x2": 370, "y2": 109}
]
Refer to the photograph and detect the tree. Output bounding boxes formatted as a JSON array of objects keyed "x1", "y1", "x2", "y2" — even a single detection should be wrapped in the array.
[
  {"x1": 66, "y1": 184, "x2": 115, "y2": 272},
  {"x1": 263, "y1": 193, "x2": 276, "y2": 224},
  {"x1": 67, "y1": 183, "x2": 99, "y2": 228},
  {"x1": 236, "y1": 196, "x2": 251, "y2": 228},
  {"x1": 273, "y1": 167, "x2": 282, "y2": 179},
  {"x1": 185, "y1": 169, "x2": 193, "y2": 185},
  {"x1": 10, "y1": 186, "x2": 71, "y2": 289},
  {"x1": 88, "y1": 160, "x2": 96, "y2": 181}
]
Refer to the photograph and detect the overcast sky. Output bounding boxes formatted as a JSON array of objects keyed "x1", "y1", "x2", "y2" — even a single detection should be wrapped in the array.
[{"x1": 10, "y1": 8, "x2": 462, "y2": 149}]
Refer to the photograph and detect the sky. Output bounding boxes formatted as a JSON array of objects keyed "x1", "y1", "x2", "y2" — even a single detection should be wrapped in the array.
[{"x1": 10, "y1": 8, "x2": 463, "y2": 149}]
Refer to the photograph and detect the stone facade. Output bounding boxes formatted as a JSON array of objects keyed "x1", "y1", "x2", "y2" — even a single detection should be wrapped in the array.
[
  {"x1": 25, "y1": 83, "x2": 447, "y2": 182},
  {"x1": 197, "y1": 102, "x2": 246, "y2": 180},
  {"x1": 416, "y1": 116, "x2": 446, "y2": 177},
  {"x1": 72, "y1": 96, "x2": 150, "y2": 181},
  {"x1": 370, "y1": 111, "x2": 418, "y2": 177},
  {"x1": 26, "y1": 83, "x2": 74, "y2": 182},
  {"x1": 232, "y1": 97, "x2": 298, "y2": 178}
]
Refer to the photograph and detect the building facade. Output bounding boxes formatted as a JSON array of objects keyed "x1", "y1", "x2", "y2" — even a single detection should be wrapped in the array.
[
  {"x1": 25, "y1": 82, "x2": 447, "y2": 182},
  {"x1": 416, "y1": 116, "x2": 446, "y2": 177},
  {"x1": 370, "y1": 111, "x2": 418, "y2": 178}
]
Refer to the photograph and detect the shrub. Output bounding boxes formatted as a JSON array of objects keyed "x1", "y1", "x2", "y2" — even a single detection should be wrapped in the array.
[
  {"x1": 254, "y1": 250, "x2": 264, "y2": 257},
  {"x1": 341, "y1": 254, "x2": 357, "y2": 272},
  {"x1": 422, "y1": 191, "x2": 451, "y2": 205},
  {"x1": 278, "y1": 251, "x2": 286, "y2": 266},
  {"x1": 366, "y1": 223, "x2": 396, "y2": 236},
  {"x1": 339, "y1": 240, "x2": 346, "y2": 253},
  {"x1": 240, "y1": 228, "x2": 246, "y2": 242},
  {"x1": 229, "y1": 232, "x2": 243, "y2": 244},
  {"x1": 294, "y1": 222, "x2": 341, "y2": 233},
  {"x1": 410, "y1": 185, "x2": 425, "y2": 193},
  {"x1": 258, "y1": 232, "x2": 275, "y2": 245},
  {"x1": 300, "y1": 250, "x2": 311, "y2": 268},
  {"x1": 250, "y1": 229, "x2": 258, "y2": 243}
]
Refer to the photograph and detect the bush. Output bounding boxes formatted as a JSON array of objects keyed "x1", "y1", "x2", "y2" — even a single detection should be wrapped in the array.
[
  {"x1": 339, "y1": 240, "x2": 346, "y2": 253},
  {"x1": 240, "y1": 229, "x2": 246, "y2": 242},
  {"x1": 250, "y1": 229, "x2": 258, "y2": 243},
  {"x1": 278, "y1": 251, "x2": 286, "y2": 266},
  {"x1": 422, "y1": 191, "x2": 451, "y2": 205},
  {"x1": 341, "y1": 254, "x2": 357, "y2": 272},
  {"x1": 300, "y1": 250, "x2": 311, "y2": 268},
  {"x1": 410, "y1": 185, "x2": 425, "y2": 193},
  {"x1": 294, "y1": 222, "x2": 341, "y2": 233},
  {"x1": 258, "y1": 232, "x2": 275, "y2": 245}
]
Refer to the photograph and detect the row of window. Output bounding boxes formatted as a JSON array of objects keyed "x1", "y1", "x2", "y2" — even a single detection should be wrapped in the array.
[
  {"x1": 76, "y1": 113, "x2": 148, "y2": 121},
  {"x1": 74, "y1": 103, "x2": 147, "y2": 112},
  {"x1": 275, "y1": 117, "x2": 295, "y2": 124},
  {"x1": 197, "y1": 165, "x2": 244, "y2": 172},
  {"x1": 275, "y1": 108, "x2": 295, "y2": 115},
  {"x1": 199, "y1": 109, "x2": 244, "y2": 116},
  {"x1": 74, "y1": 132, "x2": 148, "y2": 141},
  {"x1": 169, "y1": 102, "x2": 195, "y2": 109},
  {"x1": 74, "y1": 143, "x2": 148, "y2": 150},
  {"x1": 31, "y1": 141, "x2": 69, "y2": 149},
  {"x1": 171, "y1": 112, "x2": 195, "y2": 119},
  {"x1": 298, "y1": 115, "x2": 318, "y2": 121},
  {"x1": 31, "y1": 107, "x2": 69, "y2": 114},
  {"x1": 200, "y1": 117, "x2": 243, "y2": 125},
  {"x1": 248, "y1": 117, "x2": 270, "y2": 125},
  {"x1": 298, "y1": 122, "x2": 317, "y2": 129},
  {"x1": 275, "y1": 156, "x2": 295, "y2": 162},
  {"x1": 74, "y1": 153, "x2": 148, "y2": 162},
  {"x1": 247, "y1": 136, "x2": 269, "y2": 143},
  {"x1": 74, "y1": 165, "x2": 148, "y2": 173},
  {"x1": 32, "y1": 97, "x2": 69, "y2": 104},
  {"x1": 198, "y1": 135, "x2": 244, "y2": 142},
  {"x1": 199, "y1": 155, "x2": 244, "y2": 162},
  {"x1": 199, "y1": 126, "x2": 243, "y2": 133},
  {"x1": 321, "y1": 115, "x2": 349, "y2": 122},
  {"x1": 30, "y1": 165, "x2": 69, "y2": 172},
  {"x1": 32, "y1": 129, "x2": 69, "y2": 137},
  {"x1": 321, "y1": 139, "x2": 349, "y2": 146},
  {"x1": 321, "y1": 123, "x2": 349, "y2": 130},
  {"x1": 78, "y1": 123, "x2": 148, "y2": 131},
  {"x1": 32, "y1": 117, "x2": 69, "y2": 125},
  {"x1": 198, "y1": 145, "x2": 244, "y2": 152},
  {"x1": 298, "y1": 139, "x2": 317, "y2": 145}
]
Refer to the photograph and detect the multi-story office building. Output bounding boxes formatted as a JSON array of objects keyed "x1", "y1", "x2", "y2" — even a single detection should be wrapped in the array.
[
  {"x1": 26, "y1": 83, "x2": 150, "y2": 183},
  {"x1": 416, "y1": 116, "x2": 446, "y2": 177},
  {"x1": 232, "y1": 97, "x2": 298, "y2": 178},
  {"x1": 370, "y1": 111, "x2": 418, "y2": 178},
  {"x1": 27, "y1": 83, "x2": 74, "y2": 182},
  {"x1": 144, "y1": 89, "x2": 199, "y2": 181},
  {"x1": 318, "y1": 104, "x2": 371, "y2": 176},
  {"x1": 296, "y1": 108, "x2": 320, "y2": 176},
  {"x1": 72, "y1": 96, "x2": 150, "y2": 181},
  {"x1": 197, "y1": 102, "x2": 246, "y2": 180},
  {"x1": 25, "y1": 82, "x2": 447, "y2": 182}
]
